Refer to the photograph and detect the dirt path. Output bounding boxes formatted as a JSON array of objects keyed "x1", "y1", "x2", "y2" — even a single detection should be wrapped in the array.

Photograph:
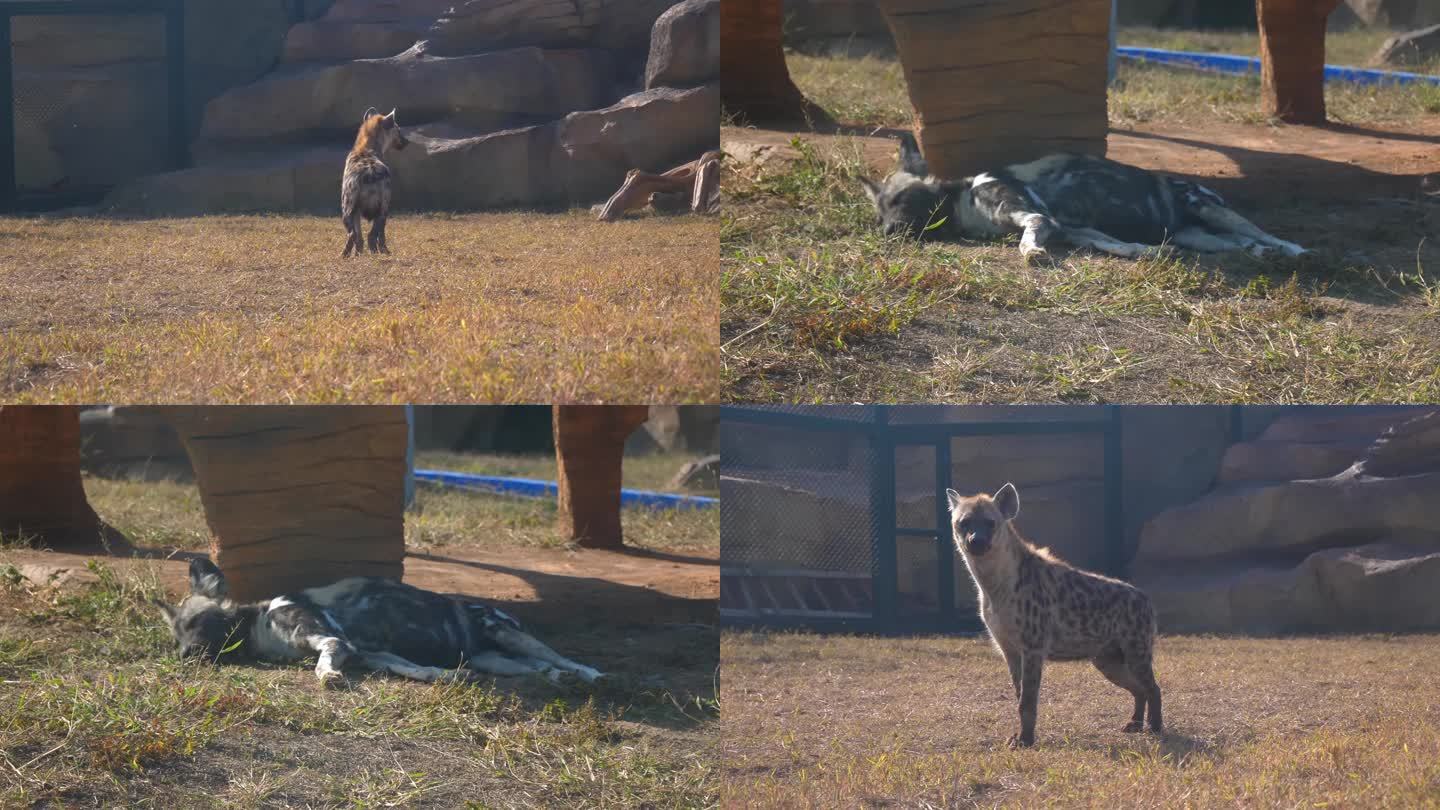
[
  {"x1": 723, "y1": 119, "x2": 1440, "y2": 202},
  {"x1": 2, "y1": 544, "x2": 719, "y2": 627}
]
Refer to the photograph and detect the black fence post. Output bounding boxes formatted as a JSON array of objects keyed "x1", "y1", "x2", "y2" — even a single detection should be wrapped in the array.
[
  {"x1": 934, "y1": 435, "x2": 954, "y2": 625},
  {"x1": 165, "y1": 0, "x2": 186, "y2": 169},
  {"x1": 869, "y1": 406, "x2": 897, "y2": 631},
  {"x1": 0, "y1": 14, "x2": 14, "y2": 210},
  {"x1": 1104, "y1": 405, "x2": 1125, "y2": 579}
]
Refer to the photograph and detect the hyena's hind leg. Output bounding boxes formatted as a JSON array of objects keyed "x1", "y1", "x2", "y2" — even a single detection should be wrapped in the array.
[
  {"x1": 1092, "y1": 644, "x2": 1148, "y2": 732},
  {"x1": 368, "y1": 215, "x2": 389, "y2": 255},
  {"x1": 341, "y1": 213, "x2": 364, "y2": 258},
  {"x1": 1170, "y1": 178, "x2": 1306, "y2": 256},
  {"x1": 1122, "y1": 640, "x2": 1163, "y2": 733}
]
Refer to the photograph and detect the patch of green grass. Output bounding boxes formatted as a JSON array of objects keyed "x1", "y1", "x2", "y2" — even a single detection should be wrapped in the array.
[{"x1": 721, "y1": 141, "x2": 1440, "y2": 403}]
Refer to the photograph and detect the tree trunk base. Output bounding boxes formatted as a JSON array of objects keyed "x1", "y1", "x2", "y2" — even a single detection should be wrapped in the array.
[
  {"x1": 1258, "y1": 0, "x2": 1342, "y2": 124},
  {"x1": 554, "y1": 406, "x2": 651, "y2": 550}
]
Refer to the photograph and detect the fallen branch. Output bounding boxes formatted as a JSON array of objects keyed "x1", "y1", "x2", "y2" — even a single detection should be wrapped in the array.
[{"x1": 596, "y1": 150, "x2": 722, "y2": 221}]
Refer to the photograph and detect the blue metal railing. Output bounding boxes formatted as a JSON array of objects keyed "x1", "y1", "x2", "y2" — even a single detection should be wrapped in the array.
[
  {"x1": 1117, "y1": 46, "x2": 1440, "y2": 87},
  {"x1": 413, "y1": 468, "x2": 717, "y2": 510}
]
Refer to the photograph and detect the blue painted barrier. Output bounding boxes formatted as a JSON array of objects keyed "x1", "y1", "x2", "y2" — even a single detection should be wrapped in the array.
[
  {"x1": 1117, "y1": 46, "x2": 1440, "y2": 87},
  {"x1": 413, "y1": 469, "x2": 717, "y2": 510}
]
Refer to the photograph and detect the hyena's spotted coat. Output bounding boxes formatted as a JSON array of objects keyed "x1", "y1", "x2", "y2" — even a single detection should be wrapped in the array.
[
  {"x1": 948, "y1": 483, "x2": 1162, "y2": 748},
  {"x1": 341, "y1": 107, "x2": 409, "y2": 258}
]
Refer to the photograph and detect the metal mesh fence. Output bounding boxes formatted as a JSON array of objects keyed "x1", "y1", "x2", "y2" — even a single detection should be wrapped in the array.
[{"x1": 720, "y1": 407, "x2": 878, "y2": 621}]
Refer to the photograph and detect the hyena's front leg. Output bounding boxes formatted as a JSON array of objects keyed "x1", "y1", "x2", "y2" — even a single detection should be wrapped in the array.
[{"x1": 1010, "y1": 650, "x2": 1045, "y2": 748}]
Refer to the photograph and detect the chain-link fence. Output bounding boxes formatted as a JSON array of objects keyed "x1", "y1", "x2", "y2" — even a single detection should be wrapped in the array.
[
  {"x1": 1, "y1": 1, "x2": 186, "y2": 211},
  {"x1": 720, "y1": 405, "x2": 1126, "y2": 634}
]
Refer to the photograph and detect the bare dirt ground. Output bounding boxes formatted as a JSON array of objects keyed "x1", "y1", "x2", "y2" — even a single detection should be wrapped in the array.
[
  {"x1": 721, "y1": 631, "x2": 1440, "y2": 808},
  {"x1": 723, "y1": 118, "x2": 1440, "y2": 204}
]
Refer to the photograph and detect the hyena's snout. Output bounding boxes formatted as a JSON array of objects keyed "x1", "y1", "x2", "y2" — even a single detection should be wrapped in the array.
[{"x1": 958, "y1": 517, "x2": 996, "y2": 556}]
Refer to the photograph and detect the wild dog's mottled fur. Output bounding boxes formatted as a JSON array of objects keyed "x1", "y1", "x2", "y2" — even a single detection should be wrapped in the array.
[
  {"x1": 154, "y1": 559, "x2": 604, "y2": 685},
  {"x1": 860, "y1": 133, "x2": 1306, "y2": 262},
  {"x1": 341, "y1": 107, "x2": 409, "y2": 258},
  {"x1": 949, "y1": 484, "x2": 1162, "y2": 748}
]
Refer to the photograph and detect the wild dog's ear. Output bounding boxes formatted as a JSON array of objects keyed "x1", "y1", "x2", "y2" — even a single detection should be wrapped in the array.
[
  {"x1": 993, "y1": 483, "x2": 1019, "y2": 521},
  {"x1": 188, "y1": 558, "x2": 227, "y2": 599},
  {"x1": 362, "y1": 106, "x2": 378, "y2": 123},
  {"x1": 898, "y1": 132, "x2": 928, "y2": 176},
  {"x1": 859, "y1": 176, "x2": 882, "y2": 206},
  {"x1": 945, "y1": 488, "x2": 963, "y2": 513},
  {"x1": 151, "y1": 597, "x2": 177, "y2": 625}
]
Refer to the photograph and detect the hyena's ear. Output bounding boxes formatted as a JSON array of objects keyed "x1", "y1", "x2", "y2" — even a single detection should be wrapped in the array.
[
  {"x1": 362, "y1": 106, "x2": 378, "y2": 124},
  {"x1": 859, "y1": 176, "x2": 882, "y2": 207},
  {"x1": 384, "y1": 108, "x2": 398, "y2": 126},
  {"x1": 188, "y1": 558, "x2": 227, "y2": 599},
  {"x1": 897, "y1": 132, "x2": 928, "y2": 176},
  {"x1": 993, "y1": 482, "x2": 1020, "y2": 521},
  {"x1": 945, "y1": 488, "x2": 963, "y2": 513}
]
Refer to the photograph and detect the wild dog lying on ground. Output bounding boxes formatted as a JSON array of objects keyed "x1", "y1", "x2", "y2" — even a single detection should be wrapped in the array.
[
  {"x1": 341, "y1": 107, "x2": 409, "y2": 258},
  {"x1": 861, "y1": 134, "x2": 1306, "y2": 262},
  {"x1": 948, "y1": 484, "x2": 1162, "y2": 748},
  {"x1": 154, "y1": 559, "x2": 604, "y2": 685}
]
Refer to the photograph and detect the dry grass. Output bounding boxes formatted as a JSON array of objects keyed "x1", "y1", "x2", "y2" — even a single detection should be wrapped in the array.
[
  {"x1": 0, "y1": 212, "x2": 718, "y2": 403},
  {"x1": 721, "y1": 631, "x2": 1440, "y2": 808}
]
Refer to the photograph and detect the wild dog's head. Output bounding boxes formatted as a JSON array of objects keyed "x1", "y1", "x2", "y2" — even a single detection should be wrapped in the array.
[
  {"x1": 355, "y1": 107, "x2": 409, "y2": 155},
  {"x1": 858, "y1": 133, "x2": 966, "y2": 239},
  {"x1": 153, "y1": 559, "x2": 246, "y2": 662},
  {"x1": 946, "y1": 483, "x2": 1020, "y2": 559}
]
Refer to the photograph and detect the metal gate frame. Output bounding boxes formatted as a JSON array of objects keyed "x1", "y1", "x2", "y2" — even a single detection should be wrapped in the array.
[
  {"x1": 0, "y1": 0, "x2": 185, "y2": 211},
  {"x1": 720, "y1": 405, "x2": 1126, "y2": 635}
]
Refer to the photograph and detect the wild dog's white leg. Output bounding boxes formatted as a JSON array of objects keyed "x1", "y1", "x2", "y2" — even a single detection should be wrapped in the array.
[
  {"x1": 1062, "y1": 227, "x2": 1154, "y2": 259},
  {"x1": 489, "y1": 627, "x2": 605, "y2": 683},
  {"x1": 1190, "y1": 205, "x2": 1306, "y2": 256},
  {"x1": 354, "y1": 650, "x2": 471, "y2": 684},
  {"x1": 306, "y1": 636, "x2": 352, "y2": 685},
  {"x1": 467, "y1": 651, "x2": 562, "y2": 682},
  {"x1": 1009, "y1": 212, "x2": 1060, "y2": 263}
]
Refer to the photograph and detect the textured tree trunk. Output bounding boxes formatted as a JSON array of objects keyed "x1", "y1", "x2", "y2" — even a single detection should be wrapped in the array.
[
  {"x1": 0, "y1": 406, "x2": 130, "y2": 552},
  {"x1": 165, "y1": 406, "x2": 408, "y2": 602},
  {"x1": 1256, "y1": 0, "x2": 1342, "y2": 124},
  {"x1": 554, "y1": 405, "x2": 651, "y2": 550},
  {"x1": 720, "y1": 0, "x2": 826, "y2": 124},
  {"x1": 875, "y1": 0, "x2": 1110, "y2": 178}
]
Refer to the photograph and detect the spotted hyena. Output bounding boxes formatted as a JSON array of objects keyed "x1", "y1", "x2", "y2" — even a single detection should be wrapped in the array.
[
  {"x1": 860, "y1": 133, "x2": 1305, "y2": 261},
  {"x1": 341, "y1": 107, "x2": 409, "y2": 258},
  {"x1": 153, "y1": 558, "x2": 604, "y2": 685},
  {"x1": 948, "y1": 483, "x2": 1162, "y2": 748}
]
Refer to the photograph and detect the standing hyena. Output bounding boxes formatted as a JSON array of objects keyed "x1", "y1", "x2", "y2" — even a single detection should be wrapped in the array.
[
  {"x1": 948, "y1": 483, "x2": 1162, "y2": 748},
  {"x1": 341, "y1": 107, "x2": 409, "y2": 258}
]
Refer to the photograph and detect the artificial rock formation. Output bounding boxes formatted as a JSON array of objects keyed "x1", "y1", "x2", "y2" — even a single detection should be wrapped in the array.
[
  {"x1": 165, "y1": 406, "x2": 408, "y2": 602},
  {"x1": 100, "y1": 0, "x2": 716, "y2": 213},
  {"x1": 1134, "y1": 408, "x2": 1440, "y2": 632},
  {"x1": 1372, "y1": 23, "x2": 1440, "y2": 67},
  {"x1": 645, "y1": 0, "x2": 721, "y2": 89}
]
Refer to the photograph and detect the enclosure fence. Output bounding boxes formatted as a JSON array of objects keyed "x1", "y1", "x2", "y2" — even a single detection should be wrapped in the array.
[
  {"x1": 720, "y1": 405, "x2": 1125, "y2": 635},
  {"x1": 0, "y1": 0, "x2": 185, "y2": 211}
]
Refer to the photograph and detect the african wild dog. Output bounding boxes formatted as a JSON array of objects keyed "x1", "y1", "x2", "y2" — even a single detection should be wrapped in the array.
[
  {"x1": 949, "y1": 484, "x2": 1162, "y2": 748},
  {"x1": 860, "y1": 133, "x2": 1305, "y2": 262},
  {"x1": 153, "y1": 558, "x2": 604, "y2": 685},
  {"x1": 341, "y1": 107, "x2": 409, "y2": 258}
]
